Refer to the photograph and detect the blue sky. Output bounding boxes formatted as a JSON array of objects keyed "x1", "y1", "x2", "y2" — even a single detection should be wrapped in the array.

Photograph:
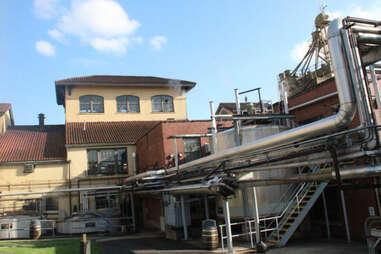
[{"x1": 0, "y1": 0, "x2": 379, "y2": 125}]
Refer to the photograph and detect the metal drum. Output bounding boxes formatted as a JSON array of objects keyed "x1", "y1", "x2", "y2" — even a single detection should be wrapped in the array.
[
  {"x1": 30, "y1": 220, "x2": 41, "y2": 240},
  {"x1": 202, "y1": 219, "x2": 218, "y2": 250}
]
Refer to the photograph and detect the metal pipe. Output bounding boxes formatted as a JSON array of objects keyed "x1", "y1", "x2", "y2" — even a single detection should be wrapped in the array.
[
  {"x1": 124, "y1": 18, "x2": 357, "y2": 186},
  {"x1": 209, "y1": 101, "x2": 218, "y2": 153},
  {"x1": 345, "y1": 17, "x2": 381, "y2": 26},
  {"x1": 180, "y1": 195, "x2": 188, "y2": 240},
  {"x1": 370, "y1": 65, "x2": 381, "y2": 110},
  {"x1": 351, "y1": 26, "x2": 381, "y2": 35},
  {"x1": 234, "y1": 89, "x2": 241, "y2": 115},
  {"x1": 130, "y1": 192, "x2": 136, "y2": 232},
  {"x1": 174, "y1": 137, "x2": 179, "y2": 172},
  {"x1": 252, "y1": 187, "x2": 261, "y2": 245},
  {"x1": 238, "y1": 164, "x2": 381, "y2": 186},
  {"x1": 204, "y1": 195, "x2": 209, "y2": 219},
  {"x1": 288, "y1": 91, "x2": 338, "y2": 111},
  {"x1": 149, "y1": 19, "x2": 356, "y2": 175},
  {"x1": 340, "y1": 190, "x2": 351, "y2": 242},
  {"x1": 223, "y1": 198, "x2": 234, "y2": 254},
  {"x1": 322, "y1": 190, "x2": 331, "y2": 239},
  {"x1": 358, "y1": 33, "x2": 381, "y2": 45},
  {"x1": 0, "y1": 185, "x2": 123, "y2": 197}
]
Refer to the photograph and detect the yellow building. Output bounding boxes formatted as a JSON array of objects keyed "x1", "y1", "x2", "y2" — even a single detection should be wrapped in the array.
[{"x1": 0, "y1": 75, "x2": 196, "y2": 221}]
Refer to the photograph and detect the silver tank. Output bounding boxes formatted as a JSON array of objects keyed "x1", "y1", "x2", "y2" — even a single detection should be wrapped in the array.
[{"x1": 215, "y1": 125, "x2": 294, "y2": 219}]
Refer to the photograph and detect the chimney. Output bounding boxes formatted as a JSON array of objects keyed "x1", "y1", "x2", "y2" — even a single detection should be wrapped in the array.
[{"x1": 38, "y1": 113, "x2": 45, "y2": 127}]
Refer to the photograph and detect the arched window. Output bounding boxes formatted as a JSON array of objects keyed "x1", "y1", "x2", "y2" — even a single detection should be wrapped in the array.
[
  {"x1": 151, "y1": 95, "x2": 174, "y2": 112},
  {"x1": 116, "y1": 95, "x2": 140, "y2": 113},
  {"x1": 79, "y1": 95, "x2": 104, "y2": 113}
]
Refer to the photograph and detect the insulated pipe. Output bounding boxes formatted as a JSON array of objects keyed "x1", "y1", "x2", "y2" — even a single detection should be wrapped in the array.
[
  {"x1": 358, "y1": 33, "x2": 381, "y2": 45},
  {"x1": 160, "y1": 19, "x2": 355, "y2": 172},
  {"x1": 123, "y1": 18, "x2": 356, "y2": 185},
  {"x1": 238, "y1": 164, "x2": 381, "y2": 186},
  {"x1": 370, "y1": 65, "x2": 381, "y2": 110}
]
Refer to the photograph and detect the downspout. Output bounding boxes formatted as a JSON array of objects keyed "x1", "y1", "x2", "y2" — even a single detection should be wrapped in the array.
[{"x1": 68, "y1": 163, "x2": 72, "y2": 216}]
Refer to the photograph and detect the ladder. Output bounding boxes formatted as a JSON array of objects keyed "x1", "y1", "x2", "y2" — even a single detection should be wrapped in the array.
[{"x1": 266, "y1": 165, "x2": 329, "y2": 247}]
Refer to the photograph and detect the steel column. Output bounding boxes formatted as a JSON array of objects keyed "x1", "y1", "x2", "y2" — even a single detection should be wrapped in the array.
[
  {"x1": 340, "y1": 190, "x2": 351, "y2": 242},
  {"x1": 180, "y1": 195, "x2": 188, "y2": 240},
  {"x1": 223, "y1": 198, "x2": 234, "y2": 254},
  {"x1": 130, "y1": 193, "x2": 136, "y2": 232},
  {"x1": 322, "y1": 190, "x2": 331, "y2": 238},
  {"x1": 204, "y1": 195, "x2": 209, "y2": 219}
]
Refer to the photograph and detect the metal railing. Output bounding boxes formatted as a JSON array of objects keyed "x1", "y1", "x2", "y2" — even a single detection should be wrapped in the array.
[
  {"x1": 219, "y1": 216, "x2": 280, "y2": 252},
  {"x1": 0, "y1": 219, "x2": 56, "y2": 240}
]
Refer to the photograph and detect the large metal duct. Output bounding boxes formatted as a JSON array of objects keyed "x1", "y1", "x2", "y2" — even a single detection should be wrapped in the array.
[{"x1": 124, "y1": 18, "x2": 356, "y2": 184}]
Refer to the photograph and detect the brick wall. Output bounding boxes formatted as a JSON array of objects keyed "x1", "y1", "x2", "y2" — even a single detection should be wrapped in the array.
[{"x1": 136, "y1": 120, "x2": 232, "y2": 172}]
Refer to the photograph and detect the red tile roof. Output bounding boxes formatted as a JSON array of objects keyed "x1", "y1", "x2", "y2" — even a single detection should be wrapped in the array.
[
  {"x1": 66, "y1": 121, "x2": 161, "y2": 145},
  {"x1": 55, "y1": 75, "x2": 196, "y2": 105},
  {"x1": 0, "y1": 103, "x2": 11, "y2": 116},
  {"x1": 0, "y1": 125, "x2": 66, "y2": 163}
]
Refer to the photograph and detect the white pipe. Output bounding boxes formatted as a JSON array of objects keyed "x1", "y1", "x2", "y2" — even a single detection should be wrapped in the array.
[
  {"x1": 209, "y1": 101, "x2": 218, "y2": 153},
  {"x1": 234, "y1": 89, "x2": 241, "y2": 115},
  {"x1": 0, "y1": 186, "x2": 122, "y2": 197},
  {"x1": 223, "y1": 199, "x2": 234, "y2": 254},
  {"x1": 370, "y1": 65, "x2": 381, "y2": 110}
]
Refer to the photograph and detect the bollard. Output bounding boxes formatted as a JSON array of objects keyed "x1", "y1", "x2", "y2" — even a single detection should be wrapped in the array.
[{"x1": 80, "y1": 233, "x2": 91, "y2": 254}]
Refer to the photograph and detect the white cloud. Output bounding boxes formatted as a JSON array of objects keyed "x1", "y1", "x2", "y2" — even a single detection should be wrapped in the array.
[
  {"x1": 58, "y1": 0, "x2": 140, "y2": 38},
  {"x1": 150, "y1": 35, "x2": 167, "y2": 50},
  {"x1": 89, "y1": 37, "x2": 129, "y2": 55},
  {"x1": 35, "y1": 41, "x2": 56, "y2": 56},
  {"x1": 48, "y1": 29, "x2": 66, "y2": 43},
  {"x1": 34, "y1": 0, "x2": 63, "y2": 19},
  {"x1": 45, "y1": 0, "x2": 141, "y2": 55},
  {"x1": 290, "y1": 40, "x2": 310, "y2": 63}
]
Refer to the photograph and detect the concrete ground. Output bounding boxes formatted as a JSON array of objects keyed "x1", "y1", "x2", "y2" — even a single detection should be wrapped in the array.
[{"x1": 97, "y1": 234, "x2": 369, "y2": 254}]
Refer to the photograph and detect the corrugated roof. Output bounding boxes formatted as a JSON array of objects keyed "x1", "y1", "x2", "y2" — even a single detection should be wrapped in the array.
[
  {"x1": 0, "y1": 125, "x2": 66, "y2": 163},
  {"x1": 66, "y1": 121, "x2": 161, "y2": 145},
  {"x1": 55, "y1": 75, "x2": 196, "y2": 105}
]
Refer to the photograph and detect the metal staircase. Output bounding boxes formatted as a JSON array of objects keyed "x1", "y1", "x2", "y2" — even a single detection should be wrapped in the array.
[{"x1": 265, "y1": 165, "x2": 330, "y2": 247}]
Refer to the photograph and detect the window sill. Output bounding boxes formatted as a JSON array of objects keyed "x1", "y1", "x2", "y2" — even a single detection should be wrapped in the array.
[
  {"x1": 151, "y1": 111, "x2": 175, "y2": 114},
  {"x1": 78, "y1": 112, "x2": 105, "y2": 115},
  {"x1": 115, "y1": 112, "x2": 141, "y2": 114}
]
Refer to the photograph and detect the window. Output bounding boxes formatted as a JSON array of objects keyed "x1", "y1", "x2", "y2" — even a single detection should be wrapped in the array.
[
  {"x1": 95, "y1": 194, "x2": 116, "y2": 209},
  {"x1": 87, "y1": 148, "x2": 128, "y2": 175},
  {"x1": 151, "y1": 95, "x2": 174, "y2": 112},
  {"x1": 116, "y1": 95, "x2": 140, "y2": 113},
  {"x1": 79, "y1": 95, "x2": 104, "y2": 113},
  {"x1": 183, "y1": 138, "x2": 202, "y2": 162},
  {"x1": 45, "y1": 197, "x2": 58, "y2": 211}
]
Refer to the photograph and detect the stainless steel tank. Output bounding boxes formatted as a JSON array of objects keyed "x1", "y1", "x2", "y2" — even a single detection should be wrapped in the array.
[{"x1": 215, "y1": 125, "x2": 295, "y2": 219}]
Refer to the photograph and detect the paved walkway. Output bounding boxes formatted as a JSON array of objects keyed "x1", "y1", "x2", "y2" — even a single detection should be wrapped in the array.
[{"x1": 98, "y1": 234, "x2": 368, "y2": 254}]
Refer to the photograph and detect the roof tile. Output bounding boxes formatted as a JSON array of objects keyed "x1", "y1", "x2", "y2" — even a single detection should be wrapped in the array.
[
  {"x1": 0, "y1": 125, "x2": 66, "y2": 163},
  {"x1": 66, "y1": 121, "x2": 161, "y2": 145}
]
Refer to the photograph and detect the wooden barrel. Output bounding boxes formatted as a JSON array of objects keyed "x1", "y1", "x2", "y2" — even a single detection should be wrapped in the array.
[
  {"x1": 202, "y1": 227, "x2": 218, "y2": 250},
  {"x1": 30, "y1": 220, "x2": 41, "y2": 240}
]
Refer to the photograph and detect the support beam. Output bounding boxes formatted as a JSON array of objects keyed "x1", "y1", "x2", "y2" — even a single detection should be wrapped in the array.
[
  {"x1": 223, "y1": 198, "x2": 234, "y2": 254},
  {"x1": 340, "y1": 190, "x2": 351, "y2": 242},
  {"x1": 204, "y1": 195, "x2": 209, "y2": 219},
  {"x1": 180, "y1": 195, "x2": 188, "y2": 240},
  {"x1": 322, "y1": 190, "x2": 331, "y2": 238}
]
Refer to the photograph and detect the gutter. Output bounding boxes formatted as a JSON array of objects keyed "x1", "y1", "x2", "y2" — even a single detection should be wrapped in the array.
[
  {"x1": 65, "y1": 142, "x2": 135, "y2": 148},
  {"x1": 0, "y1": 160, "x2": 70, "y2": 166}
]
